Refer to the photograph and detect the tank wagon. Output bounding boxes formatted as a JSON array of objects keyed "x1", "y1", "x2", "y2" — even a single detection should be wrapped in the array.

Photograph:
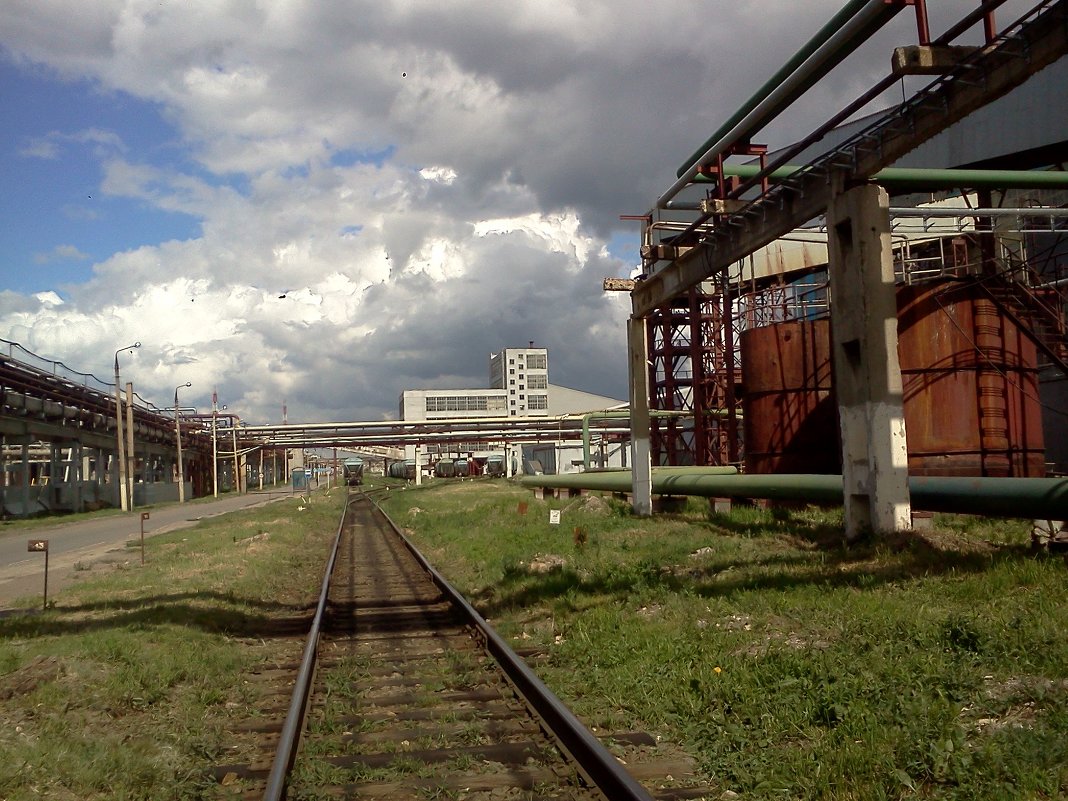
[
  {"x1": 387, "y1": 459, "x2": 417, "y2": 480},
  {"x1": 342, "y1": 457, "x2": 364, "y2": 486},
  {"x1": 434, "y1": 459, "x2": 456, "y2": 478},
  {"x1": 454, "y1": 458, "x2": 470, "y2": 478},
  {"x1": 484, "y1": 455, "x2": 506, "y2": 477}
]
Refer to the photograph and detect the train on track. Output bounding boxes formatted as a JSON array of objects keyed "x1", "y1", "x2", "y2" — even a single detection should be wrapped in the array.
[
  {"x1": 385, "y1": 455, "x2": 507, "y2": 482},
  {"x1": 342, "y1": 457, "x2": 364, "y2": 486}
]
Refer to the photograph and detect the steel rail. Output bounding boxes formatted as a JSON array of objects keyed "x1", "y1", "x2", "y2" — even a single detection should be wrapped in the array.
[
  {"x1": 262, "y1": 497, "x2": 350, "y2": 801},
  {"x1": 373, "y1": 497, "x2": 656, "y2": 801}
]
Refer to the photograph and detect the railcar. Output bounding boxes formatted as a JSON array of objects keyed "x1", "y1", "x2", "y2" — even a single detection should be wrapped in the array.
[
  {"x1": 484, "y1": 455, "x2": 506, "y2": 477},
  {"x1": 342, "y1": 457, "x2": 364, "y2": 486},
  {"x1": 434, "y1": 458, "x2": 456, "y2": 478},
  {"x1": 387, "y1": 459, "x2": 417, "y2": 480},
  {"x1": 454, "y1": 458, "x2": 470, "y2": 478}
]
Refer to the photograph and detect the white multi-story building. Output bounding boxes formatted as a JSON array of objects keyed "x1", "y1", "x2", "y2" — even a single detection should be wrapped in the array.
[
  {"x1": 398, "y1": 346, "x2": 627, "y2": 473},
  {"x1": 489, "y1": 345, "x2": 550, "y2": 415},
  {"x1": 401, "y1": 345, "x2": 622, "y2": 421}
]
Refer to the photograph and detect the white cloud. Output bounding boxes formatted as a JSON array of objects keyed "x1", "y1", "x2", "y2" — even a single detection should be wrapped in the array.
[
  {"x1": 33, "y1": 244, "x2": 90, "y2": 264},
  {"x1": 19, "y1": 137, "x2": 60, "y2": 159},
  {"x1": 0, "y1": 0, "x2": 1035, "y2": 422}
]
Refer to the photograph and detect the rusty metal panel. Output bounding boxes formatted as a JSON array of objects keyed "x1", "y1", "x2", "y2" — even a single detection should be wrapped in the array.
[
  {"x1": 741, "y1": 320, "x2": 841, "y2": 474},
  {"x1": 897, "y1": 280, "x2": 1045, "y2": 477}
]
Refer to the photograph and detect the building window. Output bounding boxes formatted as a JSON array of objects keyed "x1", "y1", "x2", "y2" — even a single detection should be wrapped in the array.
[
  {"x1": 527, "y1": 375, "x2": 547, "y2": 389},
  {"x1": 425, "y1": 395, "x2": 505, "y2": 413},
  {"x1": 526, "y1": 354, "x2": 546, "y2": 369},
  {"x1": 528, "y1": 394, "x2": 548, "y2": 410}
]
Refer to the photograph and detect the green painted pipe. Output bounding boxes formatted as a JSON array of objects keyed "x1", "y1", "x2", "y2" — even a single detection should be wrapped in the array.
[
  {"x1": 695, "y1": 164, "x2": 1068, "y2": 191},
  {"x1": 676, "y1": 0, "x2": 896, "y2": 178},
  {"x1": 520, "y1": 471, "x2": 1068, "y2": 520}
]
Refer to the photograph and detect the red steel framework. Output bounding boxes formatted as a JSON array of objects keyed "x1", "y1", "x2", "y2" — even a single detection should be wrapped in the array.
[{"x1": 646, "y1": 281, "x2": 742, "y2": 467}]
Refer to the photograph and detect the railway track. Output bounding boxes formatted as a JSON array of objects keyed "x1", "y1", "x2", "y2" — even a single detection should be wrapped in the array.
[{"x1": 214, "y1": 490, "x2": 702, "y2": 800}]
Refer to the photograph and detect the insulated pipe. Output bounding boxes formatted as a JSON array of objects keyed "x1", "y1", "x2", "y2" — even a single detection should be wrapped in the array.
[
  {"x1": 676, "y1": 0, "x2": 879, "y2": 178},
  {"x1": 659, "y1": 0, "x2": 903, "y2": 209},
  {"x1": 695, "y1": 164, "x2": 1068, "y2": 192},
  {"x1": 520, "y1": 472, "x2": 1068, "y2": 520}
]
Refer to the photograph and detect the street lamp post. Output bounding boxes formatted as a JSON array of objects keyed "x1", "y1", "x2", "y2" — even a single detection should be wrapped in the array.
[
  {"x1": 113, "y1": 342, "x2": 140, "y2": 511},
  {"x1": 174, "y1": 382, "x2": 191, "y2": 503}
]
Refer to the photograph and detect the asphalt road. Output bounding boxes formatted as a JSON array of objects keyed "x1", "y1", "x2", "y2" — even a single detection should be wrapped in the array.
[{"x1": 0, "y1": 489, "x2": 297, "y2": 611}]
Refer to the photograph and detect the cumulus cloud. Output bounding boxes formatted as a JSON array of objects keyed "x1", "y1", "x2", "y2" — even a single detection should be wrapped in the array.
[
  {"x1": 0, "y1": 0, "x2": 1030, "y2": 422},
  {"x1": 33, "y1": 244, "x2": 90, "y2": 264}
]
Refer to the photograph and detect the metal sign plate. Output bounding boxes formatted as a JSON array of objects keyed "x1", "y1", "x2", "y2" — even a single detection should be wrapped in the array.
[{"x1": 27, "y1": 539, "x2": 48, "y2": 552}]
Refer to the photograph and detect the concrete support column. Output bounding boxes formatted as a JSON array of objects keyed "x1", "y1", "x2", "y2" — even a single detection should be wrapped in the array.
[
  {"x1": 827, "y1": 182, "x2": 911, "y2": 539},
  {"x1": 628, "y1": 315, "x2": 653, "y2": 516},
  {"x1": 72, "y1": 442, "x2": 83, "y2": 513},
  {"x1": 0, "y1": 435, "x2": 6, "y2": 513},
  {"x1": 414, "y1": 444, "x2": 423, "y2": 486},
  {"x1": 20, "y1": 442, "x2": 30, "y2": 516}
]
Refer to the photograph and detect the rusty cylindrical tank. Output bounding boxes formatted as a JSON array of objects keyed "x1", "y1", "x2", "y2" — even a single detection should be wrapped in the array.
[
  {"x1": 741, "y1": 319, "x2": 841, "y2": 474},
  {"x1": 739, "y1": 280, "x2": 1045, "y2": 476}
]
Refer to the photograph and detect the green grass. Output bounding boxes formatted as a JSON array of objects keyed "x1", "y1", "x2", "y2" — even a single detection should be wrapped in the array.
[
  {"x1": 2, "y1": 478, "x2": 1063, "y2": 800},
  {"x1": 379, "y1": 481, "x2": 1068, "y2": 801},
  {"x1": 0, "y1": 488, "x2": 345, "y2": 801}
]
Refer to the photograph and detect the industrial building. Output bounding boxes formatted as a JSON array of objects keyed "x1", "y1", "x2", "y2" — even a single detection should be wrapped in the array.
[
  {"x1": 399, "y1": 345, "x2": 626, "y2": 473},
  {"x1": 400, "y1": 346, "x2": 622, "y2": 421}
]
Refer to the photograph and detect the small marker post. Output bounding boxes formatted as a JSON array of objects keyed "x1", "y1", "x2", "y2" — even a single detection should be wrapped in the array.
[
  {"x1": 27, "y1": 539, "x2": 49, "y2": 609},
  {"x1": 140, "y1": 512, "x2": 150, "y2": 565}
]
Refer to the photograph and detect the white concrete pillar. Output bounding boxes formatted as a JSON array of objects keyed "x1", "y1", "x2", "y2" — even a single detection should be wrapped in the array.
[
  {"x1": 414, "y1": 444, "x2": 422, "y2": 486},
  {"x1": 628, "y1": 316, "x2": 653, "y2": 516},
  {"x1": 827, "y1": 182, "x2": 911, "y2": 539}
]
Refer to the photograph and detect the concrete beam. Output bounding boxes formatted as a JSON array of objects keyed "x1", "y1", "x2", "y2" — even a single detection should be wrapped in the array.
[{"x1": 892, "y1": 45, "x2": 976, "y2": 77}]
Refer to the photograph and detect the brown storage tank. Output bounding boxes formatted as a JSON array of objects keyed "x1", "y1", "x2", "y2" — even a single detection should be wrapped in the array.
[
  {"x1": 898, "y1": 279, "x2": 1045, "y2": 477},
  {"x1": 740, "y1": 319, "x2": 841, "y2": 474},
  {"x1": 739, "y1": 280, "x2": 1045, "y2": 476}
]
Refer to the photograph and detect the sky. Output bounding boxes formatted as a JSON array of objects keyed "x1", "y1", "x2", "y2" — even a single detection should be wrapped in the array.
[{"x1": 0, "y1": 1, "x2": 1020, "y2": 424}]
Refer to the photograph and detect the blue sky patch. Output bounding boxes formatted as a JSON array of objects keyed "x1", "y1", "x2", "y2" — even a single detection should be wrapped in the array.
[{"x1": 0, "y1": 59, "x2": 202, "y2": 294}]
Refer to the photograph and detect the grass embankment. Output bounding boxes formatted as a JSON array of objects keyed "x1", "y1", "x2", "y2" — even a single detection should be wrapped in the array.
[
  {"x1": 379, "y1": 479, "x2": 1068, "y2": 800},
  {"x1": 0, "y1": 487, "x2": 347, "y2": 801}
]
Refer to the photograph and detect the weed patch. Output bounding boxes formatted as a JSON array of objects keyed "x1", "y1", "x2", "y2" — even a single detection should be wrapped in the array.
[
  {"x1": 381, "y1": 481, "x2": 1068, "y2": 800},
  {"x1": 0, "y1": 490, "x2": 344, "y2": 800}
]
